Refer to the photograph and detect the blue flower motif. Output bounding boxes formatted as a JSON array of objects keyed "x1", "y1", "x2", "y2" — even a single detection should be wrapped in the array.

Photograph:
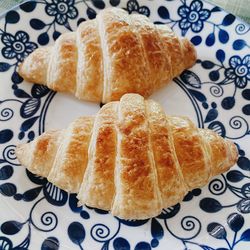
[
  {"x1": 178, "y1": 0, "x2": 210, "y2": 35},
  {"x1": 45, "y1": 0, "x2": 78, "y2": 25},
  {"x1": 225, "y1": 55, "x2": 250, "y2": 89},
  {"x1": 1, "y1": 31, "x2": 37, "y2": 61}
]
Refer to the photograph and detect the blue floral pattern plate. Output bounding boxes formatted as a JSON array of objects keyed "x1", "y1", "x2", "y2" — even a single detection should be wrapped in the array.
[{"x1": 0, "y1": 0, "x2": 249, "y2": 249}]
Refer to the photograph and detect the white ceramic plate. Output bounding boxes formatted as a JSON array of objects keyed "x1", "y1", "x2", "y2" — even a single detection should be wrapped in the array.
[{"x1": 0, "y1": 0, "x2": 249, "y2": 249}]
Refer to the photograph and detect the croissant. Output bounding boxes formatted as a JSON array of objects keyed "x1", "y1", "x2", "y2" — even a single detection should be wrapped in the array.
[
  {"x1": 16, "y1": 94, "x2": 237, "y2": 219},
  {"x1": 18, "y1": 7, "x2": 196, "y2": 103}
]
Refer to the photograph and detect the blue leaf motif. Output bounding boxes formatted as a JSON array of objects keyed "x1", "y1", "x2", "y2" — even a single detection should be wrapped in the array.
[
  {"x1": 91, "y1": 0, "x2": 105, "y2": 9},
  {"x1": 87, "y1": 7, "x2": 96, "y2": 19},
  {"x1": 189, "y1": 89, "x2": 207, "y2": 102},
  {"x1": 43, "y1": 182, "x2": 68, "y2": 206},
  {"x1": 20, "y1": 98, "x2": 40, "y2": 118},
  {"x1": 180, "y1": 70, "x2": 201, "y2": 88},
  {"x1": 227, "y1": 213, "x2": 244, "y2": 232},
  {"x1": 41, "y1": 237, "x2": 59, "y2": 250},
  {"x1": 101, "y1": 241, "x2": 109, "y2": 250},
  {"x1": 20, "y1": 116, "x2": 39, "y2": 132},
  {"x1": 138, "y1": 6, "x2": 150, "y2": 17},
  {"x1": 237, "y1": 156, "x2": 250, "y2": 171},
  {"x1": 1, "y1": 221, "x2": 23, "y2": 235},
  {"x1": 207, "y1": 222, "x2": 227, "y2": 239},
  {"x1": 30, "y1": 19, "x2": 46, "y2": 30},
  {"x1": 183, "y1": 191, "x2": 193, "y2": 201},
  {"x1": 200, "y1": 198, "x2": 222, "y2": 213},
  {"x1": 53, "y1": 31, "x2": 61, "y2": 40},
  {"x1": 26, "y1": 169, "x2": 47, "y2": 185},
  {"x1": 38, "y1": 32, "x2": 49, "y2": 45},
  {"x1": 22, "y1": 186, "x2": 43, "y2": 201},
  {"x1": 221, "y1": 14, "x2": 235, "y2": 26},
  {"x1": 242, "y1": 89, "x2": 250, "y2": 100},
  {"x1": 80, "y1": 210, "x2": 90, "y2": 219},
  {"x1": 208, "y1": 121, "x2": 226, "y2": 137},
  {"x1": 113, "y1": 237, "x2": 130, "y2": 250},
  {"x1": 242, "y1": 104, "x2": 250, "y2": 116},
  {"x1": 13, "y1": 234, "x2": 30, "y2": 249},
  {"x1": 219, "y1": 29, "x2": 229, "y2": 44},
  {"x1": 237, "y1": 198, "x2": 250, "y2": 213},
  {"x1": 0, "y1": 236, "x2": 13, "y2": 250},
  {"x1": 14, "y1": 89, "x2": 31, "y2": 98},
  {"x1": 31, "y1": 84, "x2": 50, "y2": 98},
  {"x1": 110, "y1": 0, "x2": 120, "y2": 7},
  {"x1": 226, "y1": 170, "x2": 245, "y2": 182},
  {"x1": 135, "y1": 242, "x2": 151, "y2": 250},
  {"x1": 28, "y1": 131, "x2": 35, "y2": 141},
  {"x1": 0, "y1": 183, "x2": 16, "y2": 196},
  {"x1": 11, "y1": 71, "x2": 23, "y2": 84},
  {"x1": 191, "y1": 36, "x2": 202, "y2": 46},
  {"x1": 221, "y1": 96, "x2": 235, "y2": 110},
  {"x1": 0, "y1": 165, "x2": 13, "y2": 180},
  {"x1": 0, "y1": 62, "x2": 11, "y2": 72},
  {"x1": 151, "y1": 218, "x2": 164, "y2": 240},
  {"x1": 5, "y1": 11, "x2": 20, "y2": 24},
  {"x1": 20, "y1": 1, "x2": 37, "y2": 12},
  {"x1": 64, "y1": 21, "x2": 72, "y2": 31},
  {"x1": 241, "y1": 229, "x2": 250, "y2": 241},
  {"x1": 201, "y1": 61, "x2": 215, "y2": 69},
  {"x1": 242, "y1": 183, "x2": 250, "y2": 198},
  {"x1": 211, "y1": 6, "x2": 221, "y2": 12},
  {"x1": 151, "y1": 239, "x2": 159, "y2": 248},
  {"x1": 209, "y1": 70, "x2": 220, "y2": 81},
  {"x1": 69, "y1": 194, "x2": 82, "y2": 213},
  {"x1": 200, "y1": 246, "x2": 214, "y2": 250},
  {"x1": 216, "y1": 49, "x2": 225, "y2": 63},
  {"x1": 154, "y1": 21, "x2": 165, "y2": 25},
  {"x1": 68, "y1": 222, "x2": 85, "y2": 245},
  {"x1": 77, "y1": 18, "x2": 86, "y2": 27},
  {"x1": 204, "y1": 108, "x2": 218, "y2": 123},
  {"x1": 157, "y1": 204, "x2": 180, "y2": 219},
  {"x1": 158, "y1": 6, "x2": 169, "y2": 19},
  {"x1": 206, "y1": 33, "x2": 215, "y2": 46},
  {"x1": 233, "y1": 39, "x2": 246, "y2": 50},
  {"x1": 0, "y1": 130, "x2": 13, "y2": 144}
]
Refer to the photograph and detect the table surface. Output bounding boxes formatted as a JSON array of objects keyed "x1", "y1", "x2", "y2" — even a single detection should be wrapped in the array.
[{"x1": 0, "y1": 0, "x2": 250, "y2": 24}]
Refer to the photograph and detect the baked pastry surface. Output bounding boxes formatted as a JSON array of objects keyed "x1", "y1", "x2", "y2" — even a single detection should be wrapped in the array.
[
  {"x1": 18, "y1": 8, "x2": 196, "y2": 103},
  {"x1": 16, "y1": 94, "x2": 238, "y2": 220}
]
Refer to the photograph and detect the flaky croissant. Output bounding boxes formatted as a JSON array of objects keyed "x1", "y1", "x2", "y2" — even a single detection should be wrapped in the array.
[
  {"x1": 18, "y1": 8, "x2": 196, "y2": 103},
  {"x1": 16, "y1": 94, "x2": 238, "y2": 220}
]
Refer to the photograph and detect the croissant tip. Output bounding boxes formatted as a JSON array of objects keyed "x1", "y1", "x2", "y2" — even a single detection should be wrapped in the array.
[{"x1": 15, "y1": 143, "x2": 28, "y2": 166}]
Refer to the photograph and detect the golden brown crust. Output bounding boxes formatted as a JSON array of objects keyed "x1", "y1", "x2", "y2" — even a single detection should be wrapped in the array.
[
  {"x1": 18, "y1": 8, "x2": 197, "y2": 103},
  {"x1": 76, "y1": 20, "x2": 103, "y2": 102},
  {"x1": 16, "y1": 130, "x2": 63, "y2": 178},
  {"x1": 78, "y1": 102, "x2": 118, "y2": 210},
  {"x1": 169, "y1": 116, "x2": 211, "y2": 189},
  {"x1": 18, "y1": 47, "x2": 52, "y2": 84},
  {"x1": 130, "y1": 14, "x2": 167, "y2": 92},
  {"x1": 47, "y1": 32, "x2": 77, "y2": 93},
  {"x1": 47, "y1": 116, "x2": 94, "y2": 193},
  {"x1": 112, "y1": 94, "x2": 162, "y2": 219},
  {"x1": 15, "y1": 94, "x2": 238, "y2": 219},
  {"x1": 99, "y1": 9, "x2": 151, "y2": 103},
  {"x1": 146, "y1": 100, "x2": 187, "y2": 208},
  {"x1": 199, "y1": 129, "x2": 238, "y2": 176}
]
